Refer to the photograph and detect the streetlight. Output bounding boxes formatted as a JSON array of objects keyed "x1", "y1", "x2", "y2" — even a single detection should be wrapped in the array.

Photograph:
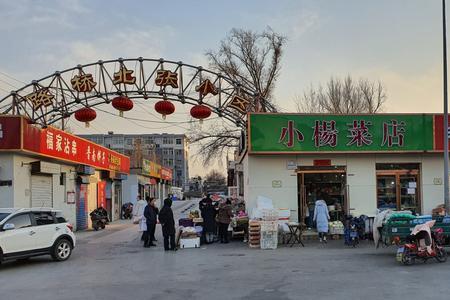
[{"x1": 443, "y1": 0, "x2": 450, "y2": 214}]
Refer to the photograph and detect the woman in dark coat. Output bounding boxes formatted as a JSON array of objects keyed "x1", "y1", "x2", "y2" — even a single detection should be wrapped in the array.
[
  {"x1": 199, "y1": 195, "x2": 217, "y2": 244},
  {"x1": 143, "y1": 197, "x2": 157, "y2": 248},
  {"x1": 159, "y1": 198, "x2": 176, "y2": 251},
  {"x1": 217, "y1": 199, "x2": 233, "y2": 243}
]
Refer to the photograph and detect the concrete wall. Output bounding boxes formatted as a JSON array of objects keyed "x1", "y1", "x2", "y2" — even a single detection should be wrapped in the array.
[
  {"x1": 0, "y1": 154, "x2": 77, "y2": 227},
  {"x1": 244, "y1": 153, "x2": 446, "y2": 221},
  {"x1": 122, "y1": 174, "x2": 139, "y2": 205},
  {"x1": 0, "y1": 153, "x2": 15, "y2": 207}
]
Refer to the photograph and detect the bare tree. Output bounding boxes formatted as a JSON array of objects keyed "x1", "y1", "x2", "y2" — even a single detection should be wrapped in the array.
[
  {"x1": 296, "y1": 75, "x2": 386, "y2": 114},
  {"x1": 205, "y1": 169, "x2": 226, "y2": 185},
  {"x1": 206, "y1": 28, "x2": 286, "y2": 111},
  {"x1": 189, "y1": 120, "x2": 241, "y2": 166},
  {"x1": 189, "y1": 28, "x2": 286, "y2": 166}
]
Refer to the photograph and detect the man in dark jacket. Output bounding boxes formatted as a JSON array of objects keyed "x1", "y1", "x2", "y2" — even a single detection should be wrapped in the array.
[
  {"x1": 199, "y1": 194, "x2": 216, "y2": 244},
  {"x1": 143, "y1": 197, "x2": 157, "y2": 248},
  {"x1": 159, "y1": 197, "x2": 176, "y2": 251}
]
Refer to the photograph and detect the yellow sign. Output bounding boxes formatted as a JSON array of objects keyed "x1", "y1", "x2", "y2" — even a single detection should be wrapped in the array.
[{"x1": 142, "y1": 159, "x2": 161, "y2": 178}]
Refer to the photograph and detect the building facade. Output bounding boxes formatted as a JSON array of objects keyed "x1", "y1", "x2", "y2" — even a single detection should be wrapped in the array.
[
  {"x1": 80, "y1": 133, "x2": 189, "y2": 189},
  {"x1": 0, "y1": 116, "x2": 130, "y2": 230},
  {"x1": 242, "y1": 113, "x2": 450, "y2": 222}
]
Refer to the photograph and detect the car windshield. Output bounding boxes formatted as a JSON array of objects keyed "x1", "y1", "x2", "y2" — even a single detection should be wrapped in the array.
[{"x1": 0, "y1": 213, "x2": 11, "y2": 222}]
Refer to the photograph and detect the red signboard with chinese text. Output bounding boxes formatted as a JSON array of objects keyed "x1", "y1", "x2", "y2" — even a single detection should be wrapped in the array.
[
  {"x1": 97, "y1": 181, "x2": 106, "y2": 208},
  {"x1": 0, "y1": 116, "x2": 129, "y2": 173}
]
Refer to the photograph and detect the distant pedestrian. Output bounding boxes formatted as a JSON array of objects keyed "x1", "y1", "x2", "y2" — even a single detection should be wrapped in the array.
[
  {"x1": 143, "y1": 197, "x2": 157, "y2": 248},
  {"x1": 150, "y1": 197, "x2": 159, "y2": 242},
  {"x1": 217, "y1": 199, "x2": 233, "y2": 243},
  {"x1": 199, "y1": 194, "x2": 216, "y2": 244},
  {"x1": 133, "y1": 194, "x2": 147, "y2": 241},
  {"x1": 159, "y1": 197, "x2": 176, "y2": 251},
  {"x1": 313, "y1": 193, "x2": 330, "y2": 243}
]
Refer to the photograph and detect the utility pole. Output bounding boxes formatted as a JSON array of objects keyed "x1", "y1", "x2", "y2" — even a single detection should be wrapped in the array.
[{"x1": 443, "y1": 0, "x2": 450, "y2": 214}]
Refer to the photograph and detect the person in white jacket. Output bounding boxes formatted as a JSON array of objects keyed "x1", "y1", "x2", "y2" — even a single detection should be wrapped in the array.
[{"x1": 133, "y1": 194, "x2": 147, "y2": 241}]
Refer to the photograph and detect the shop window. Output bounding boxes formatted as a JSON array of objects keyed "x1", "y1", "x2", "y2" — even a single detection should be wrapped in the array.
[
  {"x1": 32, "y1": 212, "x2": 55, "y2": 226},
  {"x1": 376, "y1": 163, "x2": 420, "y2": 213}
]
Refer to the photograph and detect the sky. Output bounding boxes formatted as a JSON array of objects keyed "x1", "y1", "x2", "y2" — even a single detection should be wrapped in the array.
[{"x1": 0, "y1": 0, "x2": 446, "y2": 176}]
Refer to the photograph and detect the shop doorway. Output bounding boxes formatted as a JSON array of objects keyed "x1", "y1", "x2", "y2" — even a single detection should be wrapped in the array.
[
  {"x1": 298, "y1": 167, "x2": 347, "y2": 227},
  {"x1": 376, "y1": 163, "x2": 420, "y2": 213}
]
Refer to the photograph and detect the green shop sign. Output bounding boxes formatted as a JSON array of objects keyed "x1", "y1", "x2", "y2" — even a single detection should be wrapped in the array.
[{"x1": 249, "y1": 114, "x2": 434, "y2": 153}]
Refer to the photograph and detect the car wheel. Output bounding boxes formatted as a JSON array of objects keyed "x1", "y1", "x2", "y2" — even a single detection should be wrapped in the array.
[{"x1": 52, "y1": 238, "x2": 72, "y2": 262}]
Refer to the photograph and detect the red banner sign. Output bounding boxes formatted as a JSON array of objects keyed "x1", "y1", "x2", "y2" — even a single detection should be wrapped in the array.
[
  {"x1": 0, "y1": 116, "x2": 130, "y2": 173},
  {"x1": 97, "y1": 181, "x2": 106, "y2": 208},
  {"x1": 160, "y1": 167, "x2": 173, "y2": 181},
  {"x1": 0, "y1": 116, "x2": 22, "y2": 149}
]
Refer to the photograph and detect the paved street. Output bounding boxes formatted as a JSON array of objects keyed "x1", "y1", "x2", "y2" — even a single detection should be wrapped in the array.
[{"x1": 1, "y1": 199, "x2": 449, "y2": 300}]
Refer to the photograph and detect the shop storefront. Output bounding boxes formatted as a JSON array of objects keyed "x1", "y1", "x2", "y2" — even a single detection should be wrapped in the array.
[
  {"x1": 0, "y1": 116, "x2": 130, "y2": 230},
  {"x1": 244, "y1": 113, "x2": 449, "y2": 222},
  {"x1": 122, "y1": 159, "x2": 172, "y2": 208}
]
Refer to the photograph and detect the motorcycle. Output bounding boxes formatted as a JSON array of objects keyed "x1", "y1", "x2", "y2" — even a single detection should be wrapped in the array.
[
  {"x1": 345, "y1": 216, "x2": 364, "y2": 247},
  {"x1": 121, "y1": 202, "x2": 134, "y2": 220},
  {"x1": 90, "y1": 207, "x2": 109, "y2": 231},
  {"x1": 397, "y1": 220, "x2": 448, "y2": 265}
]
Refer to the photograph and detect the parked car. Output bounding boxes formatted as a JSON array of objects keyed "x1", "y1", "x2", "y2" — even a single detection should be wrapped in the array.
[{"x1": 0, "y1": 208, "x2": 76, "y2": 264}]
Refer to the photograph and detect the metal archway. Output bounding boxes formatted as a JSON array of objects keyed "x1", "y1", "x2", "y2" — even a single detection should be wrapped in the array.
[{"x1": 0, "y1": 57, "x2": 261, "y2": 128}]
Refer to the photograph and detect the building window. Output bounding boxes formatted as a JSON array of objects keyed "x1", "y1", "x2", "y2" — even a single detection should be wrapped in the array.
[
  {"x1": 376, "y1": 163, "x2": 420, "y2": 213},
  {"x1": 176, "y1": 138, "x2": 182, "y2": 145},
  {"x1": 175, "y1": 149, "x2": 183, "y2": 156},
  {"x1": 163, "y1": 137, "x2": 174, "y2": 144},
  {"x1": 126, "y1": 138, "x2": 133, "y2": 145}
]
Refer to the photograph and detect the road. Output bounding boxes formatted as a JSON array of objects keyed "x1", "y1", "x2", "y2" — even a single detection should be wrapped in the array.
[{"x1": 1, "y1": 199, "x2": 450, "y2": 300}]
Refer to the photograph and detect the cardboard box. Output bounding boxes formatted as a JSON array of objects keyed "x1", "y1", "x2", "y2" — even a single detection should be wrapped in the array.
[{"x1": 180, "y1": 237, "x2": 200, "y2": 249}]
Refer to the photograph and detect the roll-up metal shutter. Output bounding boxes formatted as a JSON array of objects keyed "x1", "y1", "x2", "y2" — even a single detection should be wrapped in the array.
[{"x1": 31, "y1": 175, "x2": 53, "y2": 208}]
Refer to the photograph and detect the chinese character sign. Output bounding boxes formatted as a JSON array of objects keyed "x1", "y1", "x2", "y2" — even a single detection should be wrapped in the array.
[
  {"x1": 249, "y1": 114, "x2": 434, "y2": 153},
  {"x1": 20, "y1": 119, "x2": 130, "y2": 173},
  {"x1": 313, "y1": 120, "x2": 338, "y2": 147}
]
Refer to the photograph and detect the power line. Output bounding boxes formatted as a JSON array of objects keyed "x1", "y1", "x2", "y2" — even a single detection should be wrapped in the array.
[{"x1": 0, "y1": 71, "x2": 27, "y2": 85}]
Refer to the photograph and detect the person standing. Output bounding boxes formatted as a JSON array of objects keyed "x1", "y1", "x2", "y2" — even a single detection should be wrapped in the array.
[
  {"x1": 159, "y1": 197, "x2": 176, "y2": 251},
  {"x1": 143, "y1": 197, "x2": 157, "y2": 248},
  {"x1": 199, "y1": 194, "x2": 216, "y2": 244},
  {"x1": 133, "y1": 194, "x2": 147, "y2": 241},
  {"x1": 217, "y1": 199, "x2": 233, "y2": 243},
  {"x1": 150, "y1": 197, "x2": 159, "y2": 243},
  {"x1": 313, "y1": 194, "x2": 330, "y2": 243}
]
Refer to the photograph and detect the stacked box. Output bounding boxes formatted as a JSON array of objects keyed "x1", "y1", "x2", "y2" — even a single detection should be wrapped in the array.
[{"x1": 249, "y1": 220, "x2": 261, "y2": 248}]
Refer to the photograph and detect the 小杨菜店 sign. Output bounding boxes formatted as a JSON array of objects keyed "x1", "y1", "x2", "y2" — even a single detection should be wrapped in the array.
[{"x1": 249, "y1": 113, "x2": 435, "y2": 153}]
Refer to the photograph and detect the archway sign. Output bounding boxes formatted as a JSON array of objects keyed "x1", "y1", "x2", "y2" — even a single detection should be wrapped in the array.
[{"x1": 0, "y1": 58, "x2": 261, "y2": 129}]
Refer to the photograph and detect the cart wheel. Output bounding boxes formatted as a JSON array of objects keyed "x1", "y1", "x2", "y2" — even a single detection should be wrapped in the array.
[
  {"x1": 436, "y1": 248, "x2": 448, "y2": 263},
  {"x1": 402, "y1": 249, "x2": 414, "y2": 265}
]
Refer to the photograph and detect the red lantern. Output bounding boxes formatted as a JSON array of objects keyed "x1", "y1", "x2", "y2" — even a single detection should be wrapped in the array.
[
  {"x1": 190, "y1": 105, "x2": 211, "y2": 124},
  {"x1": 154, "y1": 100, "x2": 175, "y2": 119},
  {"x1": 74, "y1": 107, "x2": 96, "y2": 128},
  {"x1": 111, "y1": 96, "x2": 133, "y2": 117}
]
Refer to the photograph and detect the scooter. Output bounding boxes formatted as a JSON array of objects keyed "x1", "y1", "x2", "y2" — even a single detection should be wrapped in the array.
[
  {"x1": 90, "y1": 207, "x2": 109, "y2": 231},
  {"x1": 121, "y1": 202, "x2": 133, "y2": 220},
  {"x1": 397, "y1": 221, "x2": 448, "y2": 265}
]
